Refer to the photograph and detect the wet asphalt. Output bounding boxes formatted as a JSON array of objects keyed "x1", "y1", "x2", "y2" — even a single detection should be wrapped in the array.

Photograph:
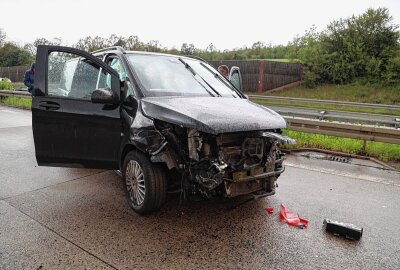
[{"x1": 1, "y1": 105, "x2": 400, "y2": 270}]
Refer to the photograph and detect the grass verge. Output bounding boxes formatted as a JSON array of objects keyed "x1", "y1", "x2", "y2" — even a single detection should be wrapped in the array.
[
  {"x1": 0, "y1": 96, "x2": 32, "y2": 110},
  {"x1": 282, "y1": 129, "x2": 400, "y2": 162}
]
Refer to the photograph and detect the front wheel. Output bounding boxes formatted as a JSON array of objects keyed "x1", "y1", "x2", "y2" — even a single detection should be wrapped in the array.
[{"x1": 122, "y1": 151, "x2": 167, "y2": 214}]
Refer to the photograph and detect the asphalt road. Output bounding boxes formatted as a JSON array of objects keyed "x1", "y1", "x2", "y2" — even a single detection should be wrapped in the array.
[{"x1": 1, "y1": 105, "x2": 400, "y2": 270}]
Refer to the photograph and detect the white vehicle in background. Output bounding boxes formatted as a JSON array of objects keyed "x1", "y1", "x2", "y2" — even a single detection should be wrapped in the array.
[{"x1": 0, "y1": 78, "x2": 12, "y2": 83}]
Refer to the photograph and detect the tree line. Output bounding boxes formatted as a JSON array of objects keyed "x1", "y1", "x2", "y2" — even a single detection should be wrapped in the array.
[
  {"x1": 0, "y1": 7, "x2": 398, "y2": 86},
  {"x1": 0, "y1": 31, "x2": 290, "y2": 65},
  {"x1": 287, "y1": 8, "x2": 400, "y2": 86}
]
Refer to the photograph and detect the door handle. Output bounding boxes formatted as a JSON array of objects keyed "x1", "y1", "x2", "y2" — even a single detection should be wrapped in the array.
[{"x1": 38, "y1": 101, "x2": 60, "y2": 110}]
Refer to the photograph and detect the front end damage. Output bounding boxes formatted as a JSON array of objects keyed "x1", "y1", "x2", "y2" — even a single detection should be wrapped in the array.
[{"x1": 147, "y1": 121, "x2": 295, "y2": 199}]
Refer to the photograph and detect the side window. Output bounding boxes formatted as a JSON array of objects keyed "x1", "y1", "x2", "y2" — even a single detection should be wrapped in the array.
[
  {"x1": 47, "y1": 52, "x2": 108, "y2": 99},
  {"x1": 97, "y1": 68, "x2": 108, "y2": 89},
  {"x1": 103, "y1": 56, "x2": 136, "y2": 99},
  {"x1": 109, "y1": 58, "x2": 126, "y2": 82},
  {"x1": 101, "y1": 57, "x2": 127, "y2": 89}
]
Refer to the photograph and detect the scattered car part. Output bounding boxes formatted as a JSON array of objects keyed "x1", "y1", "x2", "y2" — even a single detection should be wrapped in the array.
[
  {"x1": 265, "y1": 207, "x2": 274, "y2": 214},
  {"x1": 279, "y1": 204, "x2": 308, "y2": 229},
  {"x1": 323, "y1": 219, "x2": 363, "y2": 240}
]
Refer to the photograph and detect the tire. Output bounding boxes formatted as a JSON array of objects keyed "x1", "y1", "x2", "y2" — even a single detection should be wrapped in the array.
[{"x1": 122, "y1": 151, "x2": 167, "y2": 214}]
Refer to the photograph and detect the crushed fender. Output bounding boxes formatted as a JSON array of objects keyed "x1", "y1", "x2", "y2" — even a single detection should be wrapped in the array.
[{"x1": 279, "y1": 204, "x2": 308, "y2": 229}]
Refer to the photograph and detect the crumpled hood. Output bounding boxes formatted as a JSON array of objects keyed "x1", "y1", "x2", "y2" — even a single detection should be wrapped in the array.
[{"x1": 140, "y1": 96, "x2": 287, "y2": 135}]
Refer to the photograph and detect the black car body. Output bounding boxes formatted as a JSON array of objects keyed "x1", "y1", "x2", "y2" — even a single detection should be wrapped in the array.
[{"x1": 32, "y1": 45, "x2": 294, "y2": 214}]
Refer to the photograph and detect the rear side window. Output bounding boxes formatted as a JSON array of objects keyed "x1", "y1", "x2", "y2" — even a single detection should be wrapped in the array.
[
  {"x1": 47, "y1": 52, "x2": 110, "y2": 99},
  {"x1": 100, "y1": 57, "x2": 127, "y2": 89}
]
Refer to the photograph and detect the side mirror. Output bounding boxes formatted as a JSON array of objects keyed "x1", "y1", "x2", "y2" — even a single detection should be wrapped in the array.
[
  {"x1": 123, "y1": 95, "x2": 139, "y2": 112},
  {"x1": 91, "y1": 88, "x2": 119, "y2": 105},
  {"x1": 229, "y1": 66, "x2": 243, "y2": 93}
]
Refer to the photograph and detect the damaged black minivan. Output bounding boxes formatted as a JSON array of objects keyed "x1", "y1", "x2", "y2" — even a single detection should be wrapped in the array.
[{"x1": 32, "y1": 45, "x2": 294, "y2": 214}]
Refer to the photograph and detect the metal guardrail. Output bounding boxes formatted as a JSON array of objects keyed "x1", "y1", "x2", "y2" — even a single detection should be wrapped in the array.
[
  {"x1": 249, "y1": 95, "x2": 400, "y2": 111},
  {"x1": 267, "y1": 105, "x2": 399, "y2": 128},
  {"x1": 0, "y1": 90, "x2": 31, "y2": 98},
  {"x1": 0, "y1": 90, "x2": 399, "y2": 144},
  {"x1": 286, "y1": 117, "x2": 400, "y2": 144}
]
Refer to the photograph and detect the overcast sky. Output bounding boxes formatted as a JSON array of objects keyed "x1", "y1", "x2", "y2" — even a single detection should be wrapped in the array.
[{"x1": 1, "y1": 0, "x2": 399, "y2": 50}]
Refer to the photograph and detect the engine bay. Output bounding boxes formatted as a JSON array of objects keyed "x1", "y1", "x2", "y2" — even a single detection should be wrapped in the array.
[{"x1": 150, "y1": 121, "x2": 291, "y2": 199}]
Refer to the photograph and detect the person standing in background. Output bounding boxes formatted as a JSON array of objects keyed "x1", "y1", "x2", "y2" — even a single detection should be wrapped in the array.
[
  {"x1": 217, "y1": 65, "x2": 229, "y2": 79},
  {"x1": 24, "y1": 62, "x2": 35, "y2": 95}
]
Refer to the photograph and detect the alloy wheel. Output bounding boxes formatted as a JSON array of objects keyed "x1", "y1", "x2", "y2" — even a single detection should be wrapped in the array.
[{"x1": 125, "y1": 160, "x2": 146, "y2": 206}]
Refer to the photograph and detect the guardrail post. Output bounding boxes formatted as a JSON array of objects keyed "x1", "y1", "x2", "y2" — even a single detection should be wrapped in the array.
[
  {"x1": 257, "y1": 60, "x2": 264, "y2": 93},
  {"x1": 360, "y1": 140, "x2": 367, "y2": 155}
]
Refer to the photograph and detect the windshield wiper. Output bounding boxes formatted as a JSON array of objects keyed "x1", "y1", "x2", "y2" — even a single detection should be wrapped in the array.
[
  {"x1": 178, "y1": 58, "x2": 221, "y2": 97},
  {"x1": 199, "y1": 62, "x2": 240, "y2": 98}
]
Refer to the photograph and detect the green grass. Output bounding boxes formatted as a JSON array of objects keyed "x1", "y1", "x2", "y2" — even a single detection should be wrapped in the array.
[
  {"x1": 282, "y1": 129, "x2": 400, "y2": 162},
  {"x1": 0, "y1": 96, "x2": 32, "y2": 109},
  {"x1": 0, "y1": 81, "x2": 14, "y2": 91},
  {"x1": 252, "y1": 99, "x2": 400, "y2": 116},
  {"x1": 251, "y1": 84, "x2": 400, "y2": 105},
  {"x1": 12, "y1": 82, "x2": 26, "y2": 90}
]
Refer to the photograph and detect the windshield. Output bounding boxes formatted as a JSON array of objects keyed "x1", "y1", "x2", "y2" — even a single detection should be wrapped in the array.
[{"x1": 127, "y1": 54, "x2": 240, "y2": 98}]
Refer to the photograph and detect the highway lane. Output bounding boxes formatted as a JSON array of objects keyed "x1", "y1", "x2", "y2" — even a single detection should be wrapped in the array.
[{"x1": 1, "y1": 105, "x2": 400, "y2": 270}]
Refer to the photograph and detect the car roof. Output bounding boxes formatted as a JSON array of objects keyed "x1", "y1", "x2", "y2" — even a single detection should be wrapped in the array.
[{"x1": 92, "y1": 48, "x2": 204, "y2": 62}]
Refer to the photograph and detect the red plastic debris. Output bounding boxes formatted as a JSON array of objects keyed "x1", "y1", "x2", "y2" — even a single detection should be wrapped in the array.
[
  {"x1": 265, "y1": 207, "x2": 274, "y2": 214},
  {"x1": 279, "y1": 204, "x2": 308, "y2": 229},
  {"x1": 299, "y1": 218, "x2": 309, "y2": 228}
]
